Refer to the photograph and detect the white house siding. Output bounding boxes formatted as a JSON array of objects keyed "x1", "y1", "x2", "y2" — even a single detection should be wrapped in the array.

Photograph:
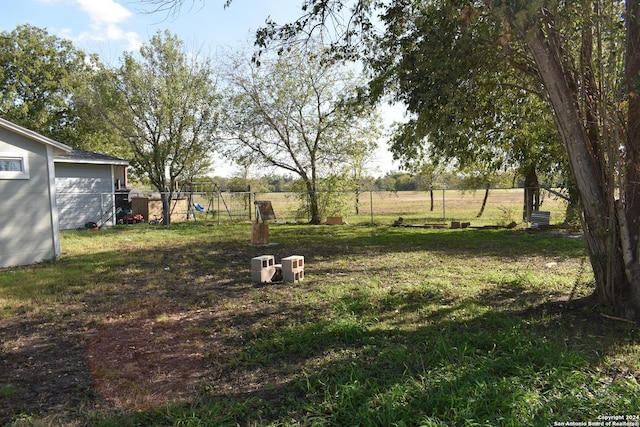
[
  {"x1": 55, "y1": 163, "x2": 115, "y2": 230},
  {"x1": 0, "y1": 128, "x2": 61, "y2": 268}
]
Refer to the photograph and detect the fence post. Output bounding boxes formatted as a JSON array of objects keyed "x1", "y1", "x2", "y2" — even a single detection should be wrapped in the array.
[
  {"x1": 248, "y1": 185, "x2": 252, "y2": 222},
  {"x1": 442, "y1": 188, "x2": 446, "y2": 223},
  {"x1": 370, "y1": 190, "x2": 374, "y2": 225}
]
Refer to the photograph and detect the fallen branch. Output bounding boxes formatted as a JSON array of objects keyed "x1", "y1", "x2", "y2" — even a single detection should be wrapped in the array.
[{"x1": 600, "y1": 313, "x2": 636, "y2": 324}]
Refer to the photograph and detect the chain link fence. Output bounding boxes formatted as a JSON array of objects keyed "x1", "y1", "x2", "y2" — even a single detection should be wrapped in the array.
[
  {"x1": 254, "y1": 188, "x2": 568, "y2": 227},
  {"x1": 181, "y1": 187, "x2": 569, "y2": 227},
  {"x1": 66, "y1": 187, "x2": 568, "y2": 228}
]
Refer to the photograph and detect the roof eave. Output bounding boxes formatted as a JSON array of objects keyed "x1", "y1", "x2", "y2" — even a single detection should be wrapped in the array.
[
  {"x1": 54, "y1": 158, "x2": 130, "y2": 166},
  {"x1": 0, "y1": 117, "x2": 73, "y2": 153}
]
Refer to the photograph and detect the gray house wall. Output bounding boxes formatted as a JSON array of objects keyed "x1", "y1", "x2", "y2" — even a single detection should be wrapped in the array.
[
  {"x1": 0, "y1": 125, "x2": 66, "y2": 268},
  {"x1": 55, "y1": 163, "x2": 115, "y2": 230}
]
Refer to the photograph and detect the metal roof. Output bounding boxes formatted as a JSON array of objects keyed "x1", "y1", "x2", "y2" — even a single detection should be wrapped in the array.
[{"x1": 54, "y1": 147, "x2": 129, "y2": 166}]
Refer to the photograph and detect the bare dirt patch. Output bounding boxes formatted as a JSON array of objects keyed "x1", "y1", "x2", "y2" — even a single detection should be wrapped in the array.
[
  {"x1": 0, "y1": 314, "x2": 95, "y2": 423},
  {"x1": 86, "y1": 301, "x2": 207, "y2": 411},
  {"x1": 0, "y1": 234, "x2": 297, "y2": 424}
]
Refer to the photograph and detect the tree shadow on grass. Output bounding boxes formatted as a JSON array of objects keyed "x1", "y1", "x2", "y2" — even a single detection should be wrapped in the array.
[
  {"x1": 0, "y1": 223, "x2": 625, "y2": 425},
  {"x1": 96, "y1": 296, "x2": 638, "y2": 426},
  {"x1": 2, "y1": 267, "x2": 636, "y2": 425},
  {"x1": 98, "y1": 285, "x2": 636, "y2": 426},
  {"x1": 268, "y1": 224, "x2": 587, "y2": 260},
  {"x1": 0, "y1": 316, "x2": 97, "y2": 424}
]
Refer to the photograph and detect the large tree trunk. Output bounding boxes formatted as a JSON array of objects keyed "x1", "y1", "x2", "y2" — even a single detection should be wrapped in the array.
[
  {"x1": 528, "y1": 28, "x2": 628, "y2": 311},
  {"x1": 622, "y1": 0, "x2": 640, "y2": 316},
  {"x1": 430, "y1": 187, "x2": 434, "y2": 212},
  {"x1": 626, "y1": 1, "x2": 640, "y2": 232},
  {"x1": 476, "y1": 184, "x2": 490, "y2": 218},
  {"x1": 305, "y1": 180, "x2": 321, "y2": 224},
  {"x1": 161, "y1": 190, "x2": 172, "y2": 226},
  {"x1": 523, "y1": 167, "x2": 540, "y2": 222}
]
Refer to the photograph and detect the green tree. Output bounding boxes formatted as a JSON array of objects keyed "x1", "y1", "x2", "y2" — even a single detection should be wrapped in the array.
[
  {"x1": 139, "y1": 1, "x2": 640, "y2": 317},
  {"x1": 0, "y1": 24, "x2": 92, "y2": 145},
  {"x1": 219, "y1": 49, "x2": 380, "y2": 224},
  {"x1": 342, "y1": 126, "x2": 377, "y2": 215},
  {"x1": 251, "y1": 0, "x2": 640, "y2": 319},
  {"x1": 95, "y1": 30, "x2": 219, "y2": 225}
]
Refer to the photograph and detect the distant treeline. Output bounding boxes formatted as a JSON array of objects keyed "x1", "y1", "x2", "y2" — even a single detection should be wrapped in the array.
[{"x1": 194, "y1": 170, "x2": 558, "y2": 193}]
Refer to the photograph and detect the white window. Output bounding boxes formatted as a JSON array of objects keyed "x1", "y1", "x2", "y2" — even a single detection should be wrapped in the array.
[{"x1": 0, "y1": 152, "x2": 30, "y2": 179}]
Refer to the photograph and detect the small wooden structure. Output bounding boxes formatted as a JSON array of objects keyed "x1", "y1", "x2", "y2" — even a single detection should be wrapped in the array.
[
  {"x1": 252, "y1": 223, "x2": 270, "y2": 245},
  {"x1": 131, "y1": 197, "x2": 188, "y2": 223},
  {"x1": 326, "y1": 216, "x2": 344, "y2": 225},
  {"x1": 252, "y1": 201, "x2": 275, "y2": 245}
]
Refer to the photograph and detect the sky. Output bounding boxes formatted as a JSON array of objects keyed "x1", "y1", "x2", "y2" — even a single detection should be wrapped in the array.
[{"x1": 0, "y1": 0, "x2": 402, "y2": 177}]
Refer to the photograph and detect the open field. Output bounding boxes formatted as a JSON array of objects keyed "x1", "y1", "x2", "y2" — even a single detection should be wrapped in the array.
[
  {"x1": 189, "y1": 188, "x2": 569, "y2": 226},
  {"x1": 1, "y1": 222, "x2": 639, "y2": 426}
]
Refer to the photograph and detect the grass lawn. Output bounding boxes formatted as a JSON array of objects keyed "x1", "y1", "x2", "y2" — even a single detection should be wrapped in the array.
[{"x1": 0, "y1": 222, "x2": 639, "y2": 426}]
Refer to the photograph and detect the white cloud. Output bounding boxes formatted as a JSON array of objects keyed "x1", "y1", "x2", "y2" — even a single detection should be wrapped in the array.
[
  {"x1": 72, "y1": 0, "x2": 141, "y2": 52},
  {"x1": 76, "y1": 0, "x2": 131, "y2": 25},
  {"x1": 124, "y1": 31, "x2": 143, "y2": 52}
]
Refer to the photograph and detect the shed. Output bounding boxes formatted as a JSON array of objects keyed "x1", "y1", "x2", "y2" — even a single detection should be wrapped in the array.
[
  {"x1": 54, "y1": 148, "x2": 129, "y2": 230},
  {"x1": 0, "y1": 118, "x2": 72, "y2": 268}
]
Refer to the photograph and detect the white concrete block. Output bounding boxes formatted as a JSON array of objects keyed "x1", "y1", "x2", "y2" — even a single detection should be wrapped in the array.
[
  {"x1": 282, "y1": 255, "x2": 304, "y2": 282},
  {"x1": 251, "y1": 255, "x2": 276, "y2": 283},
  {"x1": 252, "y1": 267, "x2": 276, "y2": 283},
  {"x1": 283, "y1": 269, "x2": 304, "y2": 283},
  {"x1": 251, "y1": 255, "x2": 274, "y2": 271},
  {"x1": 282, "y1": 255, "x2": 304, "y2": 271}
]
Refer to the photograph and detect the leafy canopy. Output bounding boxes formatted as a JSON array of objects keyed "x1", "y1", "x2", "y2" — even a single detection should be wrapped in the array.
[{"x1": 0, "y1": 24, "x2": 92, "y2": 145}]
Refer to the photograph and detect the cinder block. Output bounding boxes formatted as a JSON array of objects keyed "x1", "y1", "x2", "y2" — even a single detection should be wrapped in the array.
[
  {"x1": 251, "y1": 255, "x2": 275, "y2": 283},
  {"x1": 252, "y1": 267, "x2": 276, "y2": 283},
  {"x1": 282, "y1": 255, "x2": 304, "y2": 271},
  {"x1": 282, "y1": 255, "x2": 304, "y2": 283},
  {"x1": 283, "y1": 269, "x2": 304, "y2": 283},
  {"x1": 251, "y1": 255, "x2": 274, "y2": 271}
]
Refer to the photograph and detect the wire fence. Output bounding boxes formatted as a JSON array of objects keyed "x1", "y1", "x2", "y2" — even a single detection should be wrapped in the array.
[
  {"x1": 180, "y1": 187, "x2": 569, "y2": 227},
  {"x1": 61, "y1": 188, "x2": 568, "y2": 229}
]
